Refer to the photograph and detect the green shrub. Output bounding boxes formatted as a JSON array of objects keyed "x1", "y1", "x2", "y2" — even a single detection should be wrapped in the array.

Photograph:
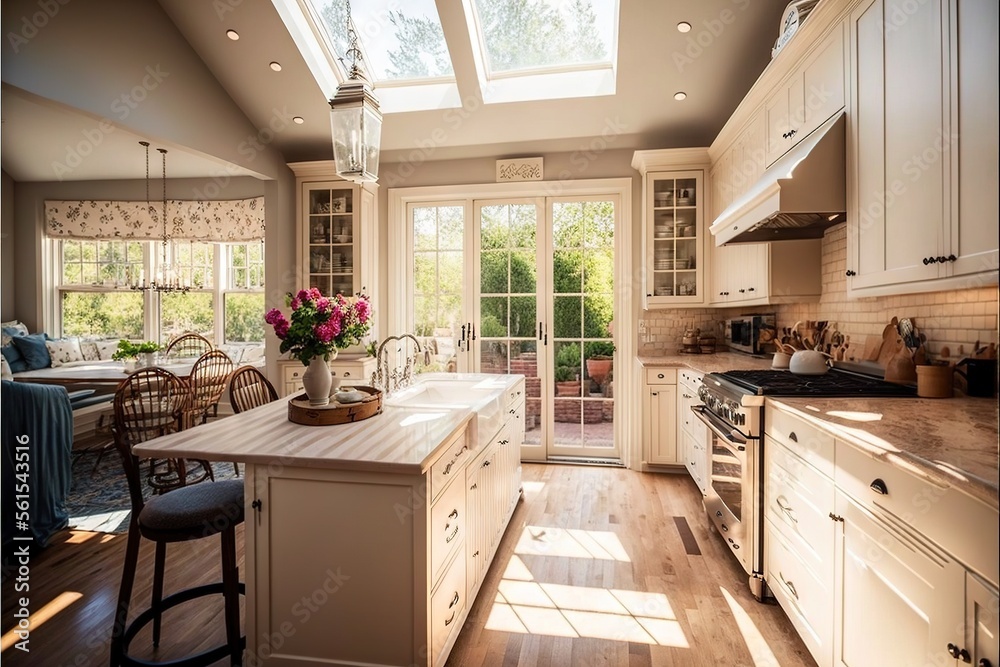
[
  {"x1": 554, "y1": 366, "x2": 578, "y2": 382},
  {"x1": 584, "y1": 341, "x2": 615, "y2": 358},
  {"x1": 555, "y1": 342, "x2": 580, "y2": 368}
]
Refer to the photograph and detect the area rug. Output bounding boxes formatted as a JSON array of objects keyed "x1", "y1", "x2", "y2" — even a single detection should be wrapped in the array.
[{"x1": 66, "y1": 450, "x2": 239, "y2": 534}]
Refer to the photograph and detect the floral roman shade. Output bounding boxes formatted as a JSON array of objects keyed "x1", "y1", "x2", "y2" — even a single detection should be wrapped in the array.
[{"x1": 44, "y1": 197, "x2": 265, "y2": 242}]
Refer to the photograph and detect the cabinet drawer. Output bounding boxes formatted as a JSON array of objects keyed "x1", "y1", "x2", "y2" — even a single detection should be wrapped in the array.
[
  {"x1": 429, "y1": 430, "x2": 471, "y2": 503},
  {"x1": 836, "y1": 442, "x2": 999, "y2": 587},
  {"x1": 765, "y1": 440, "x2": 835, "y2": 579},
  {"x1": 430, "y1": 476, "x2": 466, "y2": 583},
  {"x1": 430, "y1": 553, "x2": 466, "y2": 667},
  {"x1": 765, "y1": 520, "x2": 833, "y2": 665},
  {"x1": 678, "y1": 369, "x2": 702, "y2": 392},
  {"x1": 505, "y1": 379, "x2": 525, "y2": 411},
  {"x1": 765, "y1": 404, "x2": 835, "y2": 478},
  {"x1": 283, "y1": 364, "x2": 305, "y2": 383},
  {"x1": 645, "y1": 367, "x2": 677, "y2": 385},
  {"x1": 329, "y1": 362, "x2": 370, "y2": 382}
]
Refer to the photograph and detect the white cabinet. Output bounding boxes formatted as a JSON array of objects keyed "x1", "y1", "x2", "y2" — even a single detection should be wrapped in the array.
[
  {"x1": 677, "y1": 369, "x2": 708, "y2": 493},
  {"x1": 245, "y1": 379, "x2": 525, "y2": 667},
  {"x1": 847, "y1": 0, "x2": 998, "y2": 295},
  {"x1": 642, "y1": 367, "x2": 677, "y2": 465},
  {"x1": 834, "y1": 488, "x2": 965, "y2": 667},
  {"x1": 709, "y1": 240, "x2": 822, "y2": 306},
  {"x1": 766, "y1": 27, "x2": 846, "y2": 167},
  {"x1": 277, "y1": 354, "x2": 376, "y2": 398},
  {"x1": 299, "y1": 181, "x2": 376, "y2": 298},
  {"x1": 764, "y1": 402, "x2": 1000, "y2": 667}
]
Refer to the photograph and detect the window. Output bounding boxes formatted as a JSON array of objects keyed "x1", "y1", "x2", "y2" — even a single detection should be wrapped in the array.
[{"x1": 55, "y1": 239, "x2": 265, "y2": 345}]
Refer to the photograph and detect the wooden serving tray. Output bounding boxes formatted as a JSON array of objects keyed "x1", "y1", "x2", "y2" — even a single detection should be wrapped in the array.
[{"x1": 287, "y1": 385, "x2": 383, "y2": 426}]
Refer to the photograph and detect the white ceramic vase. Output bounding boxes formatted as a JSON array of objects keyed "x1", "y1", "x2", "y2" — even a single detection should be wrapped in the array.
[{"x1": 302, "y1": 356, "x2": 333, "y2": 406}]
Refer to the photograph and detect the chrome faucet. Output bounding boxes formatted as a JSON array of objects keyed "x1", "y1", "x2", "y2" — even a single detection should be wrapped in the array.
[{"x1": 372, "y1": 334, "x2": 422, "y2": 394}]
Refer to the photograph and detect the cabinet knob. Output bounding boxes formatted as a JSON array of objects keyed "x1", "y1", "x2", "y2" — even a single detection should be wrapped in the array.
[
  {"x1": 788, "y1": 431, "x2": 798, "y2": 442},
  {"x1": 948, "y1": 644, "x2": 961, "y2": 659},
  {"x1": 947, "y1": 254, "x2": 957, "y2": 262},
  {"x1": 845, "y1": 269, "x2": 856, "y2": 276},
  {"x1": 788, "y1": 129, "x2": 797, "y2": 137},
  {"x1": 923, "y1": 256, "x2": 937, "y2": 265},
  {"x1": 870, "y1": 478, "x2": 888, "y2": 495},
  {"x1": 739, "y1": 288, "x2": 745, "y2": 293},
  {"x1": 748, "y1": 287, "x2": 755, "y2": 292},
  {"x1": 979, "y1": 659, "x2": 992, "y2": 667}
]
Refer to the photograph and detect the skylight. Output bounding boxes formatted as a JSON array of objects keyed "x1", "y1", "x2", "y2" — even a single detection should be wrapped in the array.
[{"x1": 277, "y1": 0, "x2": 620, "y2": 113}]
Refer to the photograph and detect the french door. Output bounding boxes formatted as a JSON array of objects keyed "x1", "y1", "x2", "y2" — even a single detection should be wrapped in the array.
[{"x1": 407, "y1": 195, "x2": 619, "y2": 462}]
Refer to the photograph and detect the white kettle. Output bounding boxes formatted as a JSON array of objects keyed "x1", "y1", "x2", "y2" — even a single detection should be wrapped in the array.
[{"x1": 789, "y1": 349, "x2": 831, "y2": 375}]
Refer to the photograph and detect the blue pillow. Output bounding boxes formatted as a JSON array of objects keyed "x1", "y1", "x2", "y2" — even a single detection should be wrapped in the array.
[
  {"x1": 11, "y1": 333, "x2": 51, "y2": 370},
  {"x1": 1, "y1": 344, "x2": 28, "y2": 373}
]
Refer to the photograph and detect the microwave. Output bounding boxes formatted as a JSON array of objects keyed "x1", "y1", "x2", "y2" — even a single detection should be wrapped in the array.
[{"x1": 726, "y1": 314, "x2": 777, "y2": 355}]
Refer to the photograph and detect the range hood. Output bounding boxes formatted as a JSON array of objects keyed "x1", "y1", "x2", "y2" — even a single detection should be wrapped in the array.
[{"x1": 710, "y1": 112, "x2": 846, "y2": 245}]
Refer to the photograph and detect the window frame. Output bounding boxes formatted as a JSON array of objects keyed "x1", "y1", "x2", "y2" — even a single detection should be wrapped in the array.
[{"x1": 50, "y1": 238, "x2": 266, "y2": 345}]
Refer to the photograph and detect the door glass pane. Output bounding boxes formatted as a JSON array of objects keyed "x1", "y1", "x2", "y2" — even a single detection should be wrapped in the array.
[
  {"x1": 478, "y1": 203, "x2": 540, "y2": 451},
  {"x1": 411, "y1": 205, "x2": 464, "y2": 373},
  {"x1": 551, "y1": 201, "x2": 615, "y2": 454}
]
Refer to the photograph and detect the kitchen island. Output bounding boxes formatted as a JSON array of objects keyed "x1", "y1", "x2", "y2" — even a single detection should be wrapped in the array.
[{"x1": 134, "y1": 373, "x2": 526, "y2": 667}]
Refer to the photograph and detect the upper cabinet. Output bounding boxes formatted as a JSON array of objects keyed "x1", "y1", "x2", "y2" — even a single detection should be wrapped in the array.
[
  {"x1": 632, "y1": 150, "x2": 711, "y2": 309},
  {"x1": 765, "y1": 27, "x2": 846, "y2": 167},
  {"x1": 710, "y1": 240, "x2": 822, "y2": 307},
  {"x1": 847, "y1": 0, "x2": 999, "y2": 296}
]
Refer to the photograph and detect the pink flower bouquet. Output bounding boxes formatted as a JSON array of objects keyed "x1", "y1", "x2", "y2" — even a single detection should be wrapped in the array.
[{"x1": 265, "y1": 289, "x2": 372, "y2": 365}]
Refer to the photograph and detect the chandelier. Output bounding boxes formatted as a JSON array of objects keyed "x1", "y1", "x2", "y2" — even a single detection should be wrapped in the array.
[
  {"x1": 329, "y1": 0, "x2": 382, "y2": 183},
  {"x1": 130, "y1": 141, "x2": 191, "y2": 294}
]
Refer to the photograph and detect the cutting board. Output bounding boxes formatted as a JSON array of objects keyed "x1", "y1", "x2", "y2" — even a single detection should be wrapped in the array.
[
  {"x1": 876, "y1": 319, "x2": 901, "y2": 368},
  {"x1": 884, "y1": 338, "x2": 917, "y2": 384}
]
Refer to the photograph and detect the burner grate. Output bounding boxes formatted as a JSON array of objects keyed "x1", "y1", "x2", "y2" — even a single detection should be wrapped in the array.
[{"x1": 718, "y1": 369, "x2": 917, "y2": 397}]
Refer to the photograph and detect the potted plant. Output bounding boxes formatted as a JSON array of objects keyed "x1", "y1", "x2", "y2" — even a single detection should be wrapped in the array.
[
  {"x1": 554, "y1": 366, "x2": 581, "y2": 396},
  {"x1": 112, "y1": 339, "x2": 161, "y2": 370},
  {"x1": 584, "y1": 341, "x2": 615, "y2": 388}
]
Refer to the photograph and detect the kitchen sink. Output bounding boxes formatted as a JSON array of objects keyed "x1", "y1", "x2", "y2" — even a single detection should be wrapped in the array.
[{"x1": 384, "y1": 377, "x2": 506, "y2": 446}]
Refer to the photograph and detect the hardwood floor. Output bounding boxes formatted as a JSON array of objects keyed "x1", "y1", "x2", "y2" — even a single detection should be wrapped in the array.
[{"x1": 1, "y1": 464, "x2": 815, "y2": 666}]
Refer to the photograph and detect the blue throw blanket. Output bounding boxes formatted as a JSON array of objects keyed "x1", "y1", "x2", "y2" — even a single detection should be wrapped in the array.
[{"x1": 2, "y1": 380, "x2": 73, "y2": 547}]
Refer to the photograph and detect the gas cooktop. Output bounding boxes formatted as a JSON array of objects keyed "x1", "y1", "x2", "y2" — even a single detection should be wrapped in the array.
[{"x1": 715, "y1": 369, "x2": 918, "y2": 397}]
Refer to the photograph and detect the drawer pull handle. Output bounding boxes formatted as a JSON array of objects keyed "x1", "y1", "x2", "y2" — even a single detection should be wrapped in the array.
[
  {"x1": 775, "y1": 496, "x2": 797, "y2": 523},
  {"x1": 470, "y1": 483, "x2": 478, "y2": 490},
  {"x1": 869, "y1": 478, "x2": 888, "y2": 495},
  {"x1": 979, "y1": 659, "x2": 991, "y2": 667},
  {"x1": 450, "y1": 591, "x2": 460, "y2": 609},
  {"x1": 444, "y1": 610, "x2": 456, "y2": 627},
  {"x1": 788, "y1": 431, "x2": 798, "y2": 443},
  {"x1": 445, "y1": 525, "x2": 459, "y2": 543},
  {"x1": 472, "y1": 549, "x2": 480, "y2": 558},
  {"x1": 448, "y1": 509, "x2": 458, "y2": 520},
  {"x1": 482, "y1": 459, "x2": 491, "y2": 467},
  {"x1": 779, "y1": 572, "x2": 798, "y2": 600}
]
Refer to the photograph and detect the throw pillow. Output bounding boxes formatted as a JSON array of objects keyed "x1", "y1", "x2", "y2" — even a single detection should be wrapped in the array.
[
  {"x1": 1, "y1": 324, "x2": 28, "y2": 348},
  {"x1": 11, "y1": 333, "x2": 52, "y2": 370},
  {"x1": 80, "y1": 341, "x2": 100, "y2": 361},
  {"x1": 1, "y1": 341, "x2": 30, "y2": 373},
  {"x1": 1, "y1": 355, "x2": 13, "y2": 380},
  {"x1": 96, "y1": 341, "x2": 119, "y2": 361},
  {"x1": 46, "y1": 338, "x2": 85, "y2": 367}
]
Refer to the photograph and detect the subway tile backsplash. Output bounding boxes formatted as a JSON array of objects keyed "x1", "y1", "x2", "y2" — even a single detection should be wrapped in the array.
[{"x1": 639, "y1": 224, "x2": 999, "y2": 359}]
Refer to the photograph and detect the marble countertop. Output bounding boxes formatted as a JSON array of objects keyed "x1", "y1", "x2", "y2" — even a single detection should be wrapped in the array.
[
  {"x1": 134, "y1": 374, "x2": 522, "y2": 475},
  {"x1": 637, "y1": 352, "x2": 999, "y2": 511}
]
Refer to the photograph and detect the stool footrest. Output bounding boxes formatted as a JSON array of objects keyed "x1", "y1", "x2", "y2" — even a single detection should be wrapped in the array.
[{"x1": 120, "y1": 582, "x2": 246, "y2": 667}]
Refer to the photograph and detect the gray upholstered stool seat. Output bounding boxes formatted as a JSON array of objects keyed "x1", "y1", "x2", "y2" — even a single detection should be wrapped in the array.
[{"x1": 139, "y1": 479, "x2": 244, "y2": 541}]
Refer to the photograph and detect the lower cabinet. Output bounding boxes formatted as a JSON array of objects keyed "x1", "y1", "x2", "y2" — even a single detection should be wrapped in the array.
[
  {"x1": 764, "y1": 403, "x2": 999, "y2": 667},
  {"x1": 642, "y1": 367, "x2": 677, "y2": 465},
  {"x1": 678, "y1": 369, "x2": 708, "y2": 493},
  {"x1": 245, "y1": 394, "x2": 523, "y2": 667}
]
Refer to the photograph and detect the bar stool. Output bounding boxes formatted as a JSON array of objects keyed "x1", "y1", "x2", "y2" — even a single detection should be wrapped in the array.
[{"x1": 109, "y1": 368, "x2": 244, "y2": 667}]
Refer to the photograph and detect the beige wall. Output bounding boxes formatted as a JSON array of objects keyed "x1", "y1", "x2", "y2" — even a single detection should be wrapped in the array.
[
  {"x1": 639, "y1": 224, "x2": 1000, "y2": 359},
  {"x1": 1, "y1": 170, "x2": 14, "y2": 321}
]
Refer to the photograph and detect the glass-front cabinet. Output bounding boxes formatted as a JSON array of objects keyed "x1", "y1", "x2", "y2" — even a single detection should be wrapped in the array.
[
  {"x1": 630, "y1": 150, "x2": 708, "y2": 308},
  {"x1": 304, "y1": 184, "x2": 361, "y2": 297}
]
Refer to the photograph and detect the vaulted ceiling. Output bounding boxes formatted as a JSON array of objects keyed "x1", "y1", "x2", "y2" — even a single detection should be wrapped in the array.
[{"x1": 1, "y1": 0, "x2": 789, "y2": 181}]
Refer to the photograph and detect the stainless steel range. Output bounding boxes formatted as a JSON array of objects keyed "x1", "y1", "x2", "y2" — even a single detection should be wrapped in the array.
[{"x1": 693, "y1": 368, "x2": 916, "y2": 600}]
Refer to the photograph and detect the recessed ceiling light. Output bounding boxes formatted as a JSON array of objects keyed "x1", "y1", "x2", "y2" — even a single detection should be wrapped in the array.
[
  {"x1": 293, "y1": 116, "x2": 304, "y2": 124},
  {"x1": 674, "y1": 91, "x2": 687, "y2": 101},
  {"x1": 677, "y1": 22, "x2": 692, "y2": 33},
  {"x1": 269, "y1": 61, "x2": 282, "y2": 72},
  {"x1": 226, "y1": 29, "x2": 240, "y2": 40}
]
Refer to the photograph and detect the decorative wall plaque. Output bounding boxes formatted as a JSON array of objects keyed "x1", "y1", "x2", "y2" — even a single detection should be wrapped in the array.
[{"x1": 496, "y1": 157, "x2": 543, "y2": 182}]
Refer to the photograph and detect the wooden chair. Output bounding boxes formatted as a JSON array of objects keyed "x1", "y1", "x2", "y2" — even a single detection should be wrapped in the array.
[
  {"x1": 228, "y1": 365, "x2": 278, "y2": 414},
  {"x1": 183, "y1": 349, "x2": 234, "y2": 428},
  {"x1": 109, "y1": 368, "x2": 244, "y2": 666},
  {"x1": 112, "y1": 367, "x2": 213, "y2": 492},
  {"x1": 163, "y1": 332, "x2": 212, "y2": 360}
]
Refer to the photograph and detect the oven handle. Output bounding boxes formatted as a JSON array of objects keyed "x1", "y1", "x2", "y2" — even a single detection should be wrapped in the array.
[{"x1": 691, "y1": 405, "x2": 748, "y2": 451}]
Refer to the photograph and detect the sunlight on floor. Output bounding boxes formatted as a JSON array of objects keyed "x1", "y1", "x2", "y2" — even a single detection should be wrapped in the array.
[
  {"x1": 515, "y1": 525, "x2": 631, "y2": 561},
  {"x1": 64, "y1": 530, "x2": 99, "y2": 544},
  {"x1": 521, "y1": 480, "x2": 546, "y2": 501},
  {"x1": 485, "y1": 539, "x2": 689, "y2": 647},
  {"x1": 719, "y1": 586, "x2": 780, "y2": 666},
  {"x1": 69, "y1": 509, "x2": 131, "y2": 533},
  {"x1": 1, "y1": 592, "x2": 83, "y2": 652}
]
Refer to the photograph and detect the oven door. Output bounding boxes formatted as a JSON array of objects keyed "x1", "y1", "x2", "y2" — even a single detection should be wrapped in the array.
[{"x1": 693, "y1": 405, "x2": 754, "y2": 575}]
